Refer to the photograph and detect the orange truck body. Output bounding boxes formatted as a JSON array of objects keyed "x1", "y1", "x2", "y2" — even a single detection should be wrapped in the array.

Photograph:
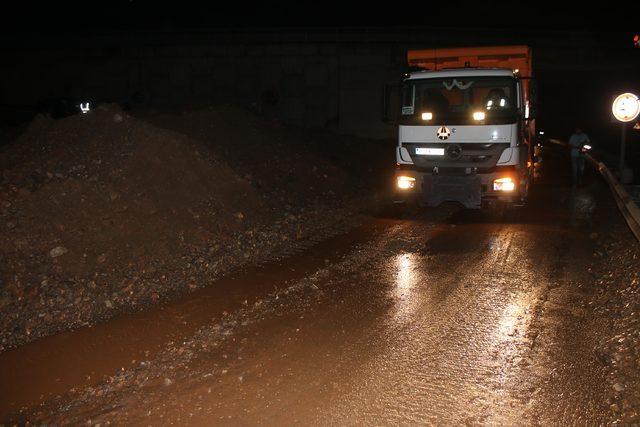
[{"x1": 407, "y1": 45, "x2": 532, "y2": 77}]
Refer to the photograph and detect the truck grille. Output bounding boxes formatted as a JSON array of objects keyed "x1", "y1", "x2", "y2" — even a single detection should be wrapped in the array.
[{"x1": 404, "y1": 142, "x2": 509, "y2": 170}]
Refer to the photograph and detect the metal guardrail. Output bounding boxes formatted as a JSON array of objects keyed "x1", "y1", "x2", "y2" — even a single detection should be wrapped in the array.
[{"x1": 549, "y1": 138, "x2": 640, "y2": 242}]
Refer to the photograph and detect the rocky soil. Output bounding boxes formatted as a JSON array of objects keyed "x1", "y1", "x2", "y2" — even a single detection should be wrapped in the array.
[
  {"x1": 589, "y1": 196, "x2": 640, "y2": 424},
  {"x1": 0, "y1": 105, "x2": 386, "y2": 352}
]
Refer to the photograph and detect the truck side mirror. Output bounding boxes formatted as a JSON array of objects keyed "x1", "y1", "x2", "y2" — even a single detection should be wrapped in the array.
[{"x1": 382, "y1": 83, "x2": 400, "y2": 124}]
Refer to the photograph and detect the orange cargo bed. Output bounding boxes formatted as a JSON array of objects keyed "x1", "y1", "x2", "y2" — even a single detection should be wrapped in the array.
[{"x1": 407, "y1": 45, "x2": 532, "y2": 77}]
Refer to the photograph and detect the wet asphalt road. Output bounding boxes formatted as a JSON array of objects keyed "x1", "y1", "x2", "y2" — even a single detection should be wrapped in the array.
[{"x1": 1, "y1": 161, "x2": 614, "y2": 424}]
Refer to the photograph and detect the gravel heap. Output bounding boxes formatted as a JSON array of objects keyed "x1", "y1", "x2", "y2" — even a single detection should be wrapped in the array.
[
  {"x1": 0, "y1": 104, "x2": 370, "y2": 352},
  {"x1": 590, "y1": 216, "x2": 640, "y2": 423}
]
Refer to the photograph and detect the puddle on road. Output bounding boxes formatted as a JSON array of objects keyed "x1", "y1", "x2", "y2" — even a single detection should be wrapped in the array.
[{"x1": 0, "y1": 220, "x2": 391, "y2": 418}]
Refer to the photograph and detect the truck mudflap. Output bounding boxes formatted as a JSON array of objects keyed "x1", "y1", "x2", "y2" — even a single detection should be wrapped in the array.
[{"x1": 422, "y1": 175, "x2": 481, "y2": 209}]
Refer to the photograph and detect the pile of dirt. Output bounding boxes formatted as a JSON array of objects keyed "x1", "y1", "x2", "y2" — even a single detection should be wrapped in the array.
[
  {"x1": 139, "y1": 106, "x2": 366, "y2": 209},
  {"x1": 582, "y1": 183, "x2": 640, "y2": 424},
  {"x1": 0, "y1": 105, "x2": 365, "y2": 352}
]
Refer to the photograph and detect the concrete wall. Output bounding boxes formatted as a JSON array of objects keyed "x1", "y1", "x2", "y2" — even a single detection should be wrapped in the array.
[
  {"x1": 1, "y1": 28, "x2": 637, "y2": 140},
  {"x1": 2, "y1": 32, "x2": 406, "y2": 138}
]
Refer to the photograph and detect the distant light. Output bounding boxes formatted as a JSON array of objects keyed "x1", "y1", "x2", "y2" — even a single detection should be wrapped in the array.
[
  {"x1": 79, "y1": 102, "x2": 91, "y2": 114},
  {"x1": 538, "y1": 131, "x2": 545, "y2": 135},
  {"x1": 583, "y1": 144, "x2": 592, "y2": 150},
  {"x1": 499, "y1": 98, "x2": 506, "y2": 107},
  {"x1": 513, "y1": 69, "x2": 520, "y2": 74},
  {"x1": 421, "y1": 112, "x2": 433, "y2": 121},
  {"x1": 473, "y1": 111, "x2": 486, "y2": 121},
  {"x1": 612, "y1": 93, "x2": 640, "y2": 122}
]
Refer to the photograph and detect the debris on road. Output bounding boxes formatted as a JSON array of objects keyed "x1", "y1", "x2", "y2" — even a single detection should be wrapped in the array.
[{"x1": 48, "y1": 246, "x2": 68, "y2": 258}]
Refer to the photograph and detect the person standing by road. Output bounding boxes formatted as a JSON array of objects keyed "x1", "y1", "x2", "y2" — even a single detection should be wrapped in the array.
[{"x1": 568, "y1": 127, "x2": 590, "y2": 187}]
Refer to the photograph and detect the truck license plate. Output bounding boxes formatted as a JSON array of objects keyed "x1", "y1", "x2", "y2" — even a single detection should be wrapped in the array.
[{"x1": 416, "y1": 147, "x2": 444, "y2": 156}]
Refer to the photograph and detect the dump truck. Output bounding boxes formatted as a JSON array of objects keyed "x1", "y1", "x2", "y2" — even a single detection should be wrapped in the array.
[{"x1": 392, "y1": 46, "x2": 536, "y2": 209}]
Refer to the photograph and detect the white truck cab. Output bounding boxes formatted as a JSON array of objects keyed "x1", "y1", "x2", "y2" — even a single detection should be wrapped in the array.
[{"x1": 393, "y1": 47, "x2": 535, "y2": 209}]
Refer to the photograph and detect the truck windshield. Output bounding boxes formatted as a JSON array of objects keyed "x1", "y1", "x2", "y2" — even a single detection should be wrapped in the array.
[{"x1": 400, "y1": 76, "x2": 518, "y2": 125}]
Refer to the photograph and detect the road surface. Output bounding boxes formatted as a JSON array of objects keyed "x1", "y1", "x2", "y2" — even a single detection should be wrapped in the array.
[{"x1": 1, "y1": 165, "x2": 613, "y2": 424}]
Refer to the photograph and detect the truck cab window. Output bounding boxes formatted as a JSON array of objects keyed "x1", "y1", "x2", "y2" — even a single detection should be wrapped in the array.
[
  {"x1": 422, "y1": 88, "x2": 450, "y2": 111},
  {"x1": 400, "y1": 76, "x2": 517, "y2": 125}
]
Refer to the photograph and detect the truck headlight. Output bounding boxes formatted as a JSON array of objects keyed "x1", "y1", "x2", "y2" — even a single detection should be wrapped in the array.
[
  {"x1": 397, "y1": 176, "x2": 416, "y2": 190},
  {"x1": 493, "y1": 177, "x2": 515, "y2": 192}
]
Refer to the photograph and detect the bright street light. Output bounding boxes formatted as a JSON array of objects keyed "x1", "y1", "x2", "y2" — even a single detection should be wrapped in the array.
[{"x1": 612, "y1": 93, "x2": 640, "y2": 123}]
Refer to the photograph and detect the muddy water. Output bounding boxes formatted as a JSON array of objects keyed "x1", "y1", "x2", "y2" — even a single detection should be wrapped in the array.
[
  {"x1": 0, "y1": 220, "x2": 391, "y2": 418},
  {"x1": 154, "y1": 192, "x2": 608, "y2": 426}
]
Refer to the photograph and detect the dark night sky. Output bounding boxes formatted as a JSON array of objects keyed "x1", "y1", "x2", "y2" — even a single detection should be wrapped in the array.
[
  {"x1": 2, "y1": 1, "x2": 639, "y2": 159},
  {"x1": 1, "y1": 1, "x2": 637, "y2": 34},
  {"x1": 3, "y1": 2, "x2": 637, "y2": 54}
]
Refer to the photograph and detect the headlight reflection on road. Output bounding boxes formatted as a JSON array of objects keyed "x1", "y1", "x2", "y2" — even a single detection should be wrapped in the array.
[
  {"x1": 494, "y1": 295, "x2": 534, "y2": 367},
  {"x1": 396, "y1": 253, "x2": 417, "y2": 293},
  {"x1": 489, "y1": 294, "x2": 536, "y2": 389},
  {"x1": 497, "y1": 301, "x2": 526, "y2": 339},
  {"x1": 391, "y1": 253, "x2": 421, "y2": 322}
]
